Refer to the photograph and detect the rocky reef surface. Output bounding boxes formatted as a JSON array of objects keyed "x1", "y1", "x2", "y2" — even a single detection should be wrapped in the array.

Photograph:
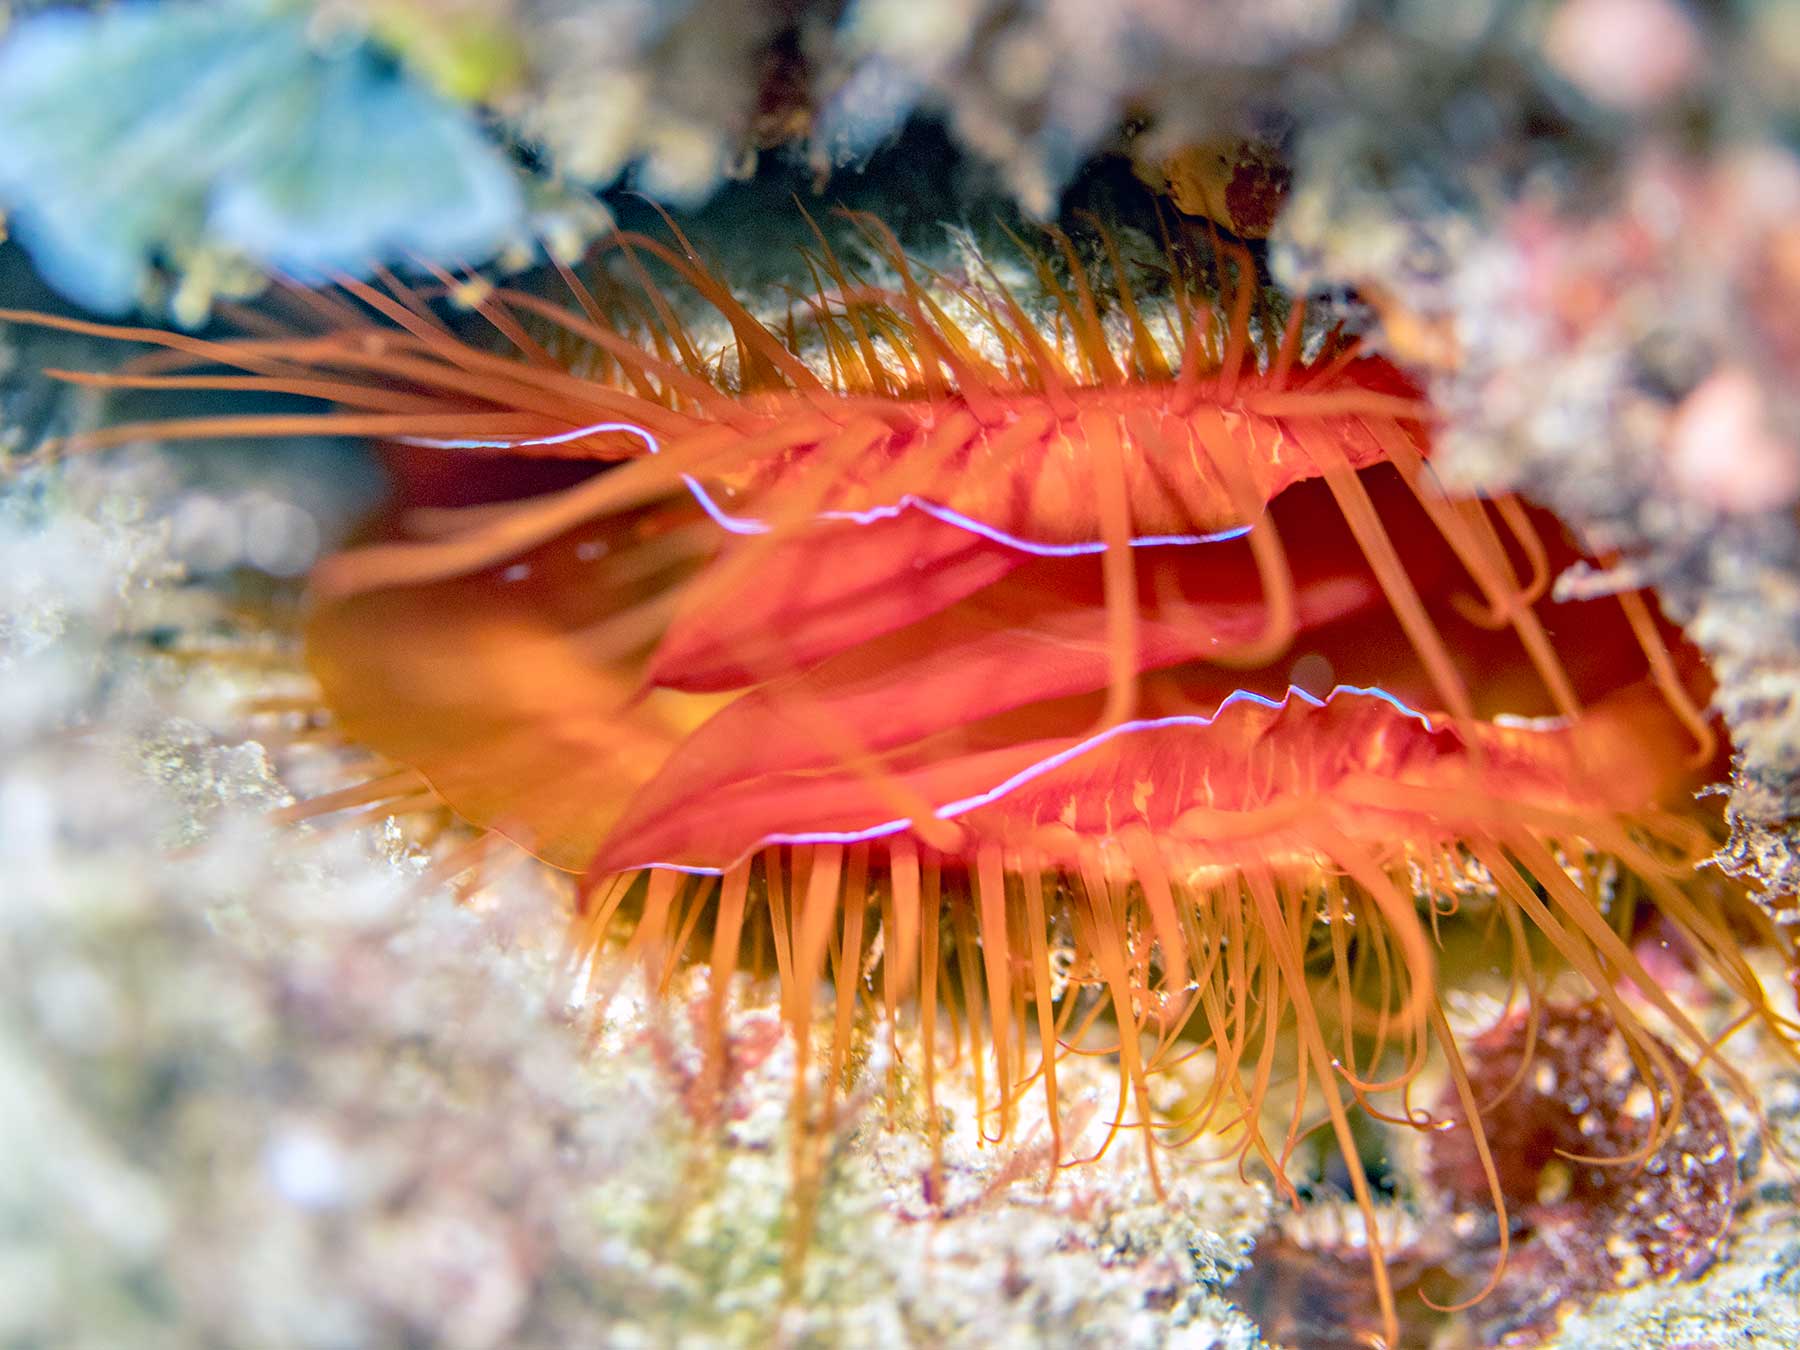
[{"x1": 4, "y1": 3, "x2": 1800, "y2": 1346}]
